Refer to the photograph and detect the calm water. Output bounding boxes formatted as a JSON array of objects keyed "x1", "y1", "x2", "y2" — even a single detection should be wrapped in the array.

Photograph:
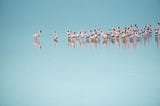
[{"x1": 0, "y1": 0, "x2": 160, "y2": 106}]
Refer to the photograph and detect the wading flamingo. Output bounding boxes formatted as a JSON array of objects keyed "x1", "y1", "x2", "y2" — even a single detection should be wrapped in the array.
[
  {"x1": 54, "y1": 31, "x2": 58, "y2": 41},
  {"x1": 32, "y1": 30, "x2": 42, "y2": 40}
]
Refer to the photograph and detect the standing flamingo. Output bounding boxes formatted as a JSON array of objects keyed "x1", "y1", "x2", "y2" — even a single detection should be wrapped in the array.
[
  {"x1": 32, "y1": 30, "x2": 42, "y2": 40},
  {"x1": 158, "y1": 28, "x2": 160, "y2": 35},
  {"x1": 67, "y1": 32, "x2": 77, "y2": 39},
  {"x1": 54, "y1": 31, "x2": 58, "y2": 41},
  {"x1": 122, "y1": 32, "x2": 126, "y2": 38}
]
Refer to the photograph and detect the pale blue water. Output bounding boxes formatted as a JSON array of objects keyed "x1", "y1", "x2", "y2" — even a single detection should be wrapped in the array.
[{"x1": 0, "y1": 0, "x2": 160, "y2": 106}]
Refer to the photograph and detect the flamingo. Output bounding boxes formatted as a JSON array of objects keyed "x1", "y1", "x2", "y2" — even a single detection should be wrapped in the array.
[
  {"x1": 90, "y1": 33, "x2": 97, "y2": 40},
  {"x1": 32, "y1": 30, "x2": 42, "y2": 40},
  {"x1": 115, "y1": 31, "x2": 120, "y2": 38},
  {"x1": 90, "y1": 29, "x2": 98, "y2": 40},
  {"x1": 85, "y1": 31, "x2": 90, "y2": 39},
  {"x1": 121, "y1": 32, "x2": 126, "y2": 38},
  {"x1": 158, "y1": 28, "x2": 160, "y2": 35},
  {"x1": 111, "y1": 28, "x2": 116, "y2": 37},
  {"x1": 67, "y1": 32, "x2": 77, "y2": 39},
  {"x1": 54, "y1": 31, "x2": 58, "y2": 41},
  {"x1": 80, "y1": 31, "x2": 85, "y2": 38},
  {"x1": 135, "y1": 31, "x2": 141, "y2": 38}
]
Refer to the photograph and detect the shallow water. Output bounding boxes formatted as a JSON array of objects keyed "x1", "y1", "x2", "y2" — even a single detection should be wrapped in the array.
[
  {"x1": 1, "y1": 30, "x2": 160, "y2": 106},
  {"x1": 0, "y1": 0, "x2": 160, "y2": 106}
]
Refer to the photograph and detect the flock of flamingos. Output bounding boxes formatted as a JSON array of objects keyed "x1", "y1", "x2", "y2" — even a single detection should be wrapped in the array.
[{"x1": 32, "y1": 22, "x2": 160, "y2": 48}]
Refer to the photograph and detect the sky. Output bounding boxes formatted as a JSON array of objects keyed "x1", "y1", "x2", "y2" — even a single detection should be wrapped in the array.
[{"x1": 0, "y1": 0, "x2": 160, "y2": 31}]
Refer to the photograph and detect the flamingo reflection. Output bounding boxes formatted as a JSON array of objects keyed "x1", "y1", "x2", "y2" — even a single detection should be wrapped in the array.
[
  {"x1": 32, "y1": 40, "x2": 42, "y2": 49},
  {"x1": 68, "y1": 39, "x2": 76, "y2": 48}
]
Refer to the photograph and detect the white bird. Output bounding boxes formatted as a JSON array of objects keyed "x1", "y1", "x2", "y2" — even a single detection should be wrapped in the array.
[{"x1": 32, "y1": 30, "x2": 42, "y2": 40}]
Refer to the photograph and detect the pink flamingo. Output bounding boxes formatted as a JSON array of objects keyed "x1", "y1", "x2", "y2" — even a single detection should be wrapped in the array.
[
  {"x1": 32, "y1": 30, "x2": 42, "y2": 40},
  {"x1": 54, "y1": 31, "x2": 58, "y2": 41}
]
